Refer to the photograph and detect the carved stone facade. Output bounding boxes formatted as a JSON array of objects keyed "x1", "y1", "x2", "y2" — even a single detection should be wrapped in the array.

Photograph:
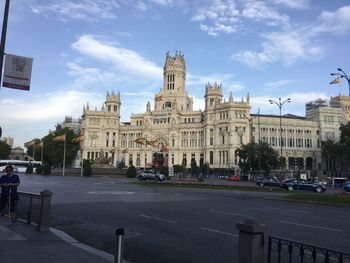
[{"x1": 80, "y1": 52, "x2": 347, "y2": 176}]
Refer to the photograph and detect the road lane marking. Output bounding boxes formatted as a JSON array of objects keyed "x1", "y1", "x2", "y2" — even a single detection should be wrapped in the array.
[
  {"x1": 266, "y1": 207, "x2": 309, "y2": 214},
  {"x1": 280, "y1": 221, "x2": 340, "y2": 232},
  {"x1": 210, "y1": 210, "x2": 250, "y2": 218},
  {"x1": 200, "y1": 227, "x2": 238, "y2": 237},
  {"x1": 140, "y1": 214, "x2": 178, "y2": 224},
  {"x1": 86, "y1": 191, "x2": 135, "y2": 195}
]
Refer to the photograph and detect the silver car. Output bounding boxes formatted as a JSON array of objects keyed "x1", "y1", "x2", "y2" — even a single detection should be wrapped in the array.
[{"x1": 138, "y1": 170, "x2": 165, "y2": 181}]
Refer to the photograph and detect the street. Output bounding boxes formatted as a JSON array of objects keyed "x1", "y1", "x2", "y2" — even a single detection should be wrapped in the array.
[{"x1": 19, "y1": 174, "x2": 350, "y2": 263}]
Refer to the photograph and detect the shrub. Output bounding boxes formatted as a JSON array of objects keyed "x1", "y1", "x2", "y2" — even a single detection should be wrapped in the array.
[
  {"x1": 42, "y1": 164, "x2": 51, "y2": 175},
  {"x1": 36, "y1": 165, "x2": 43, "y2": 174},
  {"x1": 159, "y1": 165, "x2": 169, "y2": 178},
  {"x1": 26, "y1": 165, "x2": 33, "y2": 174},
  {"x1": 126, "y1": 165, "x2": 137, "y2": 178},
  {"x1": 83, "y1": 159, "x2": 92, "y2": 177}
]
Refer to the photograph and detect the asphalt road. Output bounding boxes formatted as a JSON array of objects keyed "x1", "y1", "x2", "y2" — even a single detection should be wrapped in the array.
[{"x1": 18, "y1": 174, "x2": 350, "y2": 263}]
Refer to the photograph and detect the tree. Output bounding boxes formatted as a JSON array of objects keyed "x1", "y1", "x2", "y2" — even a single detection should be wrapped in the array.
[
  {"x1": 0, "y1": 141, "x2": 11, "y2": 159},
  {"x1": 27, "y1": 127, "x2": 80, "y2": 168},
  {"x1": 322, "y1": 123, "x2": 350, "y2": 176},
  {"x1": 190, "y1": 157, "x2": 198, "y2": 176},
  {"x1": 236, "y1": 142, "x2": 279, "y2": 172},
  {"x1": 126, "y1": 165, "x2": 137, "y2": 178}
]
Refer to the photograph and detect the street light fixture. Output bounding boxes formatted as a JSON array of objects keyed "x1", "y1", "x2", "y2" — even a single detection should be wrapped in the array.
[
  {"x1": 269, "y1": 97, "x2": 291, "y2": 167},
  {"x1": 330, "y1": 68, "x2": 350, "y2": 96}
]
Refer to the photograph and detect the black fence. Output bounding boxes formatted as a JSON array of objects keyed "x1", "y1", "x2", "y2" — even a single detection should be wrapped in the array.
[
  {"x1": 17, "y1": 191, "x2": 42, "y2": 224},
  {"x1": 268, "y1": 235, "x2": 350, "y2": 263}
]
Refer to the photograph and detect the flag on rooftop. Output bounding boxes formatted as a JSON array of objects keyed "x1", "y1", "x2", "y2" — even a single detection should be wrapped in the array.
[
  {"x1": 52, "y1": 134, "x2": 66, "y2": 142},
  {"x1": 329, "y1": 77, "x2": 340, "y2": 85}
]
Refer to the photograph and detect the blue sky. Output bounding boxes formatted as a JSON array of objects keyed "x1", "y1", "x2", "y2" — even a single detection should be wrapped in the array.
[{"x1": 1, "y1": 0, "x2": 350, "y2": 147}]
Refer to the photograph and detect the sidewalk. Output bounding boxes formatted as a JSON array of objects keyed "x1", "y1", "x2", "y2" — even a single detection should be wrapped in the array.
[{"x1": 0, "y1": 216, "x2": 114, "y2": 263}]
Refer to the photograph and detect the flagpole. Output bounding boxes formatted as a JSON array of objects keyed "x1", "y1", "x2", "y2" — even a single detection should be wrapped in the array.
[
  {"x1": 33, "y1": 142, "x2": 36, "y2": 161},
  {"x1": 63, "y1": 132, "x2": 66, "y2": 176},
  {"x1": 40, "y1": 140, "x2": 44, "y2": 164}
]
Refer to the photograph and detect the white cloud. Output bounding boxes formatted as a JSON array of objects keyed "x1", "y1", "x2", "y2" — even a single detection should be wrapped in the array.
[
  {"x1": 270, "y1": 0, "x2": 309, "y2": 9},
  {"x1": 251, "y1": 91, "x2": 328, "y2": 116},
  {"x1": 232, "y1": 29, "x2": 323, "y2": 68},
  {"x1": 30, "y1": 0, "x2": 120, "y2": 21},
  {"x1": 187, "y1": 73, "x2": 245, "y2": 91},
  {"x1": 314, "y1": 5, "x2": 350, "y2": 35},
  {"x1": 242, "y1": 0, "x2": 290, "y2": 26},
  {"x1": 265, "y1": 79, "x2": 296, "y2": 88},
  {"x1": 71, "y1": 35, "x2": 162, "y2": 80},
  {"x1": 192, "y1": 0, "x2": 292, "y2": 36},
  {"x1": 0, "y1": 91, "x2": 105, "y2": 146}
]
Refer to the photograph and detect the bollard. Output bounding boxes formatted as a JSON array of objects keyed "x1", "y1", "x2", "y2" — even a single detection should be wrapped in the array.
[
  {"x1": 236, "y1": 218, "x2": 265, "y2": 263},
  {"x1": 114, "y1": 228, "x2": 125, "y2": 263},
  {"x1": 38, "y1": 189, "x2": 53, "y2": 232}
]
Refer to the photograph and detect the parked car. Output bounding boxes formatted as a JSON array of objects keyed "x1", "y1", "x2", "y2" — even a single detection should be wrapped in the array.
[
  {"x1": 280, "y1": 178, "x2": 326, "y2": 193},
  {"x1": 138, "y1": 170, "x2": 165, "y2": 181},
  {"x1": 227, "y1": 175, "x2": 240, "y2": 181},
  {"x1": 344, "y1": 181, "x2": 350, "y2": 192},
  {"x1": 255, "y1": 177, "x2": 281, "y2": 188}
]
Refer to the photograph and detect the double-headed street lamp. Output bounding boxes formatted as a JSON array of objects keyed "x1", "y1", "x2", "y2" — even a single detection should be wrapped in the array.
[
  {"x1": 269, "y1": 98, "x2": 291, "y2": 167},
  {"x1": 330, "y1": 68, "x2": 350, "y2": 96}
]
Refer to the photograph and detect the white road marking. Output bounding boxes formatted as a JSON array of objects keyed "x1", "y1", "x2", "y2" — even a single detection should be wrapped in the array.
[
  {"x1": 210, "y1": 210, "x2": 250, "y2": 218},
  {"x1": 140, "y1": 214, "x2": 178, "y2": 224},
  {"x1": 280, "y1": 221, "x2": 340, "y2": 232},
  {"x1": 86, "y1": 191, "x2": 135, "y2": 195},
  {"x1": 200, "y1": 227, "x2": 238, "y2": 237},
  {"x1": 266, "y1": 207, "x2": 309, "y2": 214}
]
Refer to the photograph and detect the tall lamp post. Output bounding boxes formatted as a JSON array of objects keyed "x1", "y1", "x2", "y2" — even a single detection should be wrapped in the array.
[
  {"x1": 269, "y1": 98, "x2": 291, "y2": 167},
  {"x1": 330, "y1": 68, "x2": 350, "y2": 96}
]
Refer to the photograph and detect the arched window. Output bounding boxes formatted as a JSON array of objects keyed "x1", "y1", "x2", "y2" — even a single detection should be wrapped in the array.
[{"x1": 165, "y1": 101, "x2": 172, "y2": 108}]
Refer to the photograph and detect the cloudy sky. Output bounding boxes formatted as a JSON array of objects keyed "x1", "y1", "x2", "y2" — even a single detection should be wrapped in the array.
[{"x1": 1, "y1": 0, "x2": 350, "y2": 147}]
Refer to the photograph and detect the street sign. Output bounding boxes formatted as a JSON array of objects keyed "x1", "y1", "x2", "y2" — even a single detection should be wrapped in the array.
[{"x1": 2, "y1": 54, "x2": 33, "y2": 90}]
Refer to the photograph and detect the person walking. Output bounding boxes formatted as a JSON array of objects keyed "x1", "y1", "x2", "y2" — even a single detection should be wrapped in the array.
[{"x1": 0, "y1": 165, "x2": 20, "y2": 225}]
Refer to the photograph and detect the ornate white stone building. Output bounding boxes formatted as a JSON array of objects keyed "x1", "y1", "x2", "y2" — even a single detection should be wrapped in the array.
[{"x1": 80, "y1": 52, "x2": 349, "y2": 176}]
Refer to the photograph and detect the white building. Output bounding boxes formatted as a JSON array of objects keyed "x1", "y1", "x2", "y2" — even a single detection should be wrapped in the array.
[{"x1": 80, "y1": 52, "x2": 348, "y2": 177}]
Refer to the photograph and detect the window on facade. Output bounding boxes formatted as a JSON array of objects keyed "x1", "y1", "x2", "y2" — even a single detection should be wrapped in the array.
[
  {"x1": 108, "y1": 105, "x2": 111, "y2": 112},
  {"x1": 210, "y1": 151, "x2": 213, "y2": 165},
  {"x1": 114, "y1": 105, "x2": 117, "y2": 112}
]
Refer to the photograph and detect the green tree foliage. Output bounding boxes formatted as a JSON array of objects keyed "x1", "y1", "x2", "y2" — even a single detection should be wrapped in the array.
[
  {"x1": 126, "y1": 165, "x2": 137, "y2": 178},
  {"x1": 83, "y1": 159, "x2": 92, "y2": 177},
  {"x1": 27, "y1": 127, "x2": 80, "y2": 168},
  {"x1": 200, "y1": 162, "x2": 210, "y2": 175},
  {"x1": 159, "y1": 165, "x2": 169, "y2": 177},
  {"x1": 173, "y1": 164, "x2": 183, "y2": 173},
  {"x1": 237, "y1": 142, "x2": 279, "y2": 172},
  {"x1": 0, "y1": 141, "x2": 11, "y2": 159},
  {"x1": 190, "y1": 158, "x2": 199, "y2": 175},
  {"x1": 322, "y1": 123, "x2": 350, "y2": 172}
]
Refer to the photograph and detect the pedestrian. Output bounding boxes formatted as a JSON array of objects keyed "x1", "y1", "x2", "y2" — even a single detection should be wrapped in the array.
[{"x1": 0, "y1": 165, "x2": 20, "y2": 224}]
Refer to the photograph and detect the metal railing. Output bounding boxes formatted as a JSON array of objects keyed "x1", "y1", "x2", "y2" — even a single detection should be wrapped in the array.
[
  {"x1": 1, "y1": 190, "x2": 53, "y2": 231},
  {"x1": 17, "y1": 191, "x2": 42, "y2": 224},
  {"x1": 268, "y1": 235, "x2": 350, "y2": 263}
]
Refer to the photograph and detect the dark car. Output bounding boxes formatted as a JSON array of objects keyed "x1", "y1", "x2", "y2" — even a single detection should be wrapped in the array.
[
  {"x1": 255, "y1": 177, "x2": 281, "y2": 188},
  {"x1": 344, "y1": 181, "x2": 350, "y2": 192},
  {"x1": 280, "y1": 178, "x2": 326, "y2": 193}
]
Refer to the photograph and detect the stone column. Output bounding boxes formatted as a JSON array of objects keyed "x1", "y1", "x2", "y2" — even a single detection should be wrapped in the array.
[
  {"x1": 236, "y1": 218, "x2": 265, "y2": 263},
  {"x1": 38, "y1": 189, "x2": 53, "y2": 232}
]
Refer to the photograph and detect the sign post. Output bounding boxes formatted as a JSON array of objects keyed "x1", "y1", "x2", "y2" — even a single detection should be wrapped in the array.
[{"x1": 2, "y1": 54, "x2": 33, "y2": 90}]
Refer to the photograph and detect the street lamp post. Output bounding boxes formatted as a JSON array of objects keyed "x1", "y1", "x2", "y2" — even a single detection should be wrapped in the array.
[
  {"x1": 331, "y1": 68, "x2": 350, "y2": 96},
  {"x1": 269, "y1": 98, "x2": 291, "y2": 167}
]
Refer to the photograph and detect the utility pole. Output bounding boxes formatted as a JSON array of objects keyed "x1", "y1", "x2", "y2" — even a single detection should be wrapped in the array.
[{"x1": 0, "y1": 0, "x2": 10, "y2": 87}]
